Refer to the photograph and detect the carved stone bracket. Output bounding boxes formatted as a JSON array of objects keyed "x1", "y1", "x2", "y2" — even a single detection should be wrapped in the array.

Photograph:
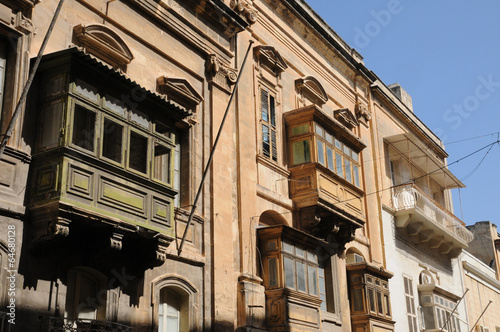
[
  {"x1": 230, "y1": 0, "x2": 258, "y2": 24},
  {"x1": 110, "y1": 232, "x2": 124, "y2": 251},
  {"x1": 206, "y1": 54, "x2": 238, "y2": 89},
  {"x1": 48, "y1": 217, "x2": 70, "y2": 238},
  {"x1": 355, "y1": 102, "x2": 371, "y2": 126},
  {"x1": 14, "y1": 13, "x2": 34, "y2": 34},
  {"x1": 154, "y1": 237, "x2": 172, "y2": 265}
]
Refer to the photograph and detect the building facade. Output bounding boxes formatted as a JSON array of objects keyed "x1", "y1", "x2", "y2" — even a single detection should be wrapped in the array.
[{"x1": 0, "y1": 0, "x2": 480, "y2": 331}]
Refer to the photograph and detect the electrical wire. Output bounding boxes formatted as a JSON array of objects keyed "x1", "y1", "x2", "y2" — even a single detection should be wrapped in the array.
[
  {"x1": 444, "y1": 131, "x2": 500, "y2": 145},
  {"x1": 460, "y1": 143, "x2": 496, "y2": 181}
]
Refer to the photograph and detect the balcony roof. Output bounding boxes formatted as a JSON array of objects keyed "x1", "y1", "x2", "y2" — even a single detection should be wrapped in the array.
[{"x1": 385, "y1": 133, "x2": 465, "y2": 189}]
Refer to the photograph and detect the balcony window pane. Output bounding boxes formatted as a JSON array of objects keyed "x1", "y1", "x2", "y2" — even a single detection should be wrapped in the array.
[
  {"x1": 377, "y1": 291, "x2": 383, "y2": 314},
  {"x1": 315, "y1": 124, "x2": 323, "y2": 137},
  {"x1": 352, "y1": 151, "x2": 359, "y2": 162},
  {"x1": 155, "y1": 122, "x2": 171, "y2": 139},
  {"x1": 327, "y1": 147, "x2": 334, "y2": 171},
  {"x1": 72, "y1": 105, "x2": 96, "y2": 152},
  {"x1": 292, "y1": 139, "x2": 311, "y2": 165},
  {"x1": 284, "y1": 257, "x2": 295, "y2": 289},
  {"x1": 283, "y1": 241, "x2": 293, "y2": 253},
  {"x1": 75, "y1": 79, "x2": 98, "y2": 102},
  {"x1": 104, "y1": 94, "x2": 127, "y2": 117},
  {"x1": 343, "y1": 144, "x2": 350, "y2": 156},
  {"x1": 308, "y1": 265, "x2": 317, "y2": 296},
  {"x1": 297, "y1": 262, "x2": 306, "y2": 292},
  {"x1": 295, "y1": 247, "x2": 305, "y2": 258},
  {"x1": 102, "y1": 119, "x2": 123, "y2": 163},
  {"x1": 291, "y1": 123, "x2": 309, "y2": 136},
  {"x1": 353, "y1": 165, "x2": 360, "y2": 187},
  {"x1": 129, "y1": 132, "x2": 148, "y2": 173},
  {"x1": 326, "y1": 133, "x2": 333, "y2": 144},
  {"x1": 130, "y1": 109, "x2": 149, "y2": 129},
  {"x1": 317, "y1": 140, "x2": 325, "y2": 166},
  {"x1": 335, "y1": 138, "x2": 341, "y2": 149},
  {"x1": 41, "y1": 102, "x2": 63, "y2": 149},
  {"x1": 345, "y1": 159, "x2": 352, "y2": 182},
  {"x1": 268, "y1": 258, "x2": 278, "y2": 287},
  {"x1": 319, "y1": 267, "x2": 326, "y2": 311},
  {"x1": 335, "y1": 152, "x2": 343, "y2": 176},
  {"x1": 154, "y1": 143, "x2": 171, "y2": 183},
  {"x1": 369, "y1": 288, "x2": 376, "y2": 312}
]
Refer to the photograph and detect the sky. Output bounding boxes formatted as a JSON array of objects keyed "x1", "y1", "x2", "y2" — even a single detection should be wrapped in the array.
[{"x1": 305, "y1": 0, "x2": 500, "y2": 226}]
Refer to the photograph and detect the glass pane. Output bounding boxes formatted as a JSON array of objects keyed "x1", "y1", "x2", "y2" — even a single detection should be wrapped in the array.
[
  {"x1": 291, "y1": 124, "x2": 309, "y2": 136},
  {"x1": 408, "y1": 316, "x2": 414, "y2": 332},
  {"x1": 271, "y1": 129, "x2": 277, "y2": 162},
  {"x1": 284, "y1": 257, "x2": 295, "y2": 289},
  {"x1": 353, "y1": 165, "x2": 360, "y2": 187},
  {"x1": 410, "y1": 297, "x2": 416, "y2": 314},
  {"x1": 318, "y1": 267, "x2": 326, "y2": 311},
  {"x1": 155, "y1": 122, "x2": 171, "y2": 138},
  {"x1": 173, "y1": 135, "x2": 181, "y2": 207},
  {"x1": 385, "y1": 294, "x2": 391, "y2": 316},
  {"x1": 352, "y1": 151, "x2": 359, "y2": 162},
  {"x1": 377, "y1": 291, "x2": 383, "y2": 314},
  {"x1": 335, "y1": 152, "x2": 343, "y2": 176},
  {"x1": 308, "y1": 265, "x2": 317, "y2": 296},
  {"x1": 130, "y1": 109, "x2": 149, "y2": 128},
  {"x1": 317, "y1": 140, "x2": 325, "y2": 166},
  {"x1": 283, "y1": 242, "x2": 293, "y2": 253},
  {"x1": 154, "y1": 143, "x2": 171, "y2": 183},
  {"x1": 306, "y1": 251, "x2": 317, "y2": 262},
  {"x1": 72, "y1": 105, "x2": 96, "y2": 152},
  {"x1": 327, "y1": 147, "x2": 334, "y2": 171},
  {"x1": 75, "y1": 79, "x2": 98, "y2": 101},
  {"x1": 102, "y1": 119, "x2": 123, "y2": 162},
  {"x1": 345, "y1": 159, "x2": 352, "y2": 182},
  {"x1": 405, "y1": 296, "x2": 411, "y2": 314},
  {"x1": 404, "y1": 277, "x2": 409, "y2": 294},
  {"x1": 295, "y1": 247, "x2": 305, "y2": 258},
  {"x1": 325, "y1": 133, "x2": 333, "y2": 144},
  {"x1": 335, "y1": 138, "x2": 341, "y2": 149},
  {"x1": 315, "y1": 124, "x2": 324, "y2": 137},
  {"x1": 129, "y1": 132, "x2": 148, "y2": 173},
  {"x1": 268, "y1": 258, "x2": 278, "y2": 287},
  {"x1": 104, "y1": 94, "x2": 127, "y2": 116},
  {"x1": 369, "y1": 289, "x2": 376, "y2": 312},
  {"x1": 40, "y1": 102, "x2": 63, "y2": 149},
  {"x1": 343, "y1": 144, "x2": 350, "y2": 156},
  {"x1": 292, "y1": 139, "x2": 311, "y2": 165},
  {"x1": 262, "y1": 124, "x2": 270, "y2": 158},
  {"x1": 270, "y1": 95, "x2": 276, "y2": 127},
  {"x1": 261, "y1": 89, "x2": 269, "y2": 122},
  {"x1": 296, "y1": 262, "x2": 306, "y2": 292}
]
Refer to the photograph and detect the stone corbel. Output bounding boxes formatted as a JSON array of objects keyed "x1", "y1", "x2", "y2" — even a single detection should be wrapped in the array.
[
  {"x1": 230, "y1": 0, "x2": 258, "y2": 24},
  {"x1": 110, "y1": 232, "x2": 124, "y2": 251},
  {"x1": 48, "y1": 217, "x2": 70, "y2": 238},
  {"x1": 154, "y1": 237, "x2": 171, "y2": 265},
  {"x1": 14, "y1": 12, "x2": 34, "y2": 34},
  {"x1": 355, "y1": 102, "x2": 371, "y2": 126},
  {"x1": 206, "y1": 54, "x2": 238, "y2": 88}
]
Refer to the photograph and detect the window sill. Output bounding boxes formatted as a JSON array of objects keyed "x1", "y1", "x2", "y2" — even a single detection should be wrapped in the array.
[{"x1": 257, "y1": 154, "x2": 290, "y2": 178}]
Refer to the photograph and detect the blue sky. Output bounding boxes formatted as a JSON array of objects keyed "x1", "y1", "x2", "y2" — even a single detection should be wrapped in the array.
[{"x1": 305, "y1": 0, "x2": 500, "y2": 226}]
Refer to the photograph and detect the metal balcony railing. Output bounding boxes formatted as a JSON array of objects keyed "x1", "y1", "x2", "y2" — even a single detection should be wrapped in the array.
[
  {"x1": 392, "y1": 183, "x2": 474, "y2": 244},
  {"x1": 40, "y1": 317, "x2": 133, "y2": 332}
]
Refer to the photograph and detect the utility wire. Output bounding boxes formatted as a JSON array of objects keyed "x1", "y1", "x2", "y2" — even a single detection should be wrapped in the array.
[
  {"x1": 444, "y1": 131, "x2": 500, "y2": 145},
  {"x1": 461, "y1": 143, "x2": 496, "y2": 181}
]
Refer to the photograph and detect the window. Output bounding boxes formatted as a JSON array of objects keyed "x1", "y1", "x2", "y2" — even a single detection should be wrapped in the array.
[
  {"x1": 128, "y1": 131, "x2": 148, "y2": 174},
  {"x1": 0, "y1": 40, "x2": 6, "y2": 116},
  {"x1": 72, "y1": 105, "x2": 96, "y2": 152},
  {"x1": 347, "y1": 263, "x2": 392, "y2": 320},
  {"x1": 282, "y1": 241, "x2": 319, "y2": 296},
  {"x1": 102, "y1": 118, "x2": 123, "y2": 163},
  {"x1": 419, "y1": 288, "x2": 461, "y2": 332},
  {"x1": 152, "y1": 278, "x2": 196, "y2": 332},
  {"x1": 65, "y1": 268, "x2": 107, "y2": 321},
  {"x1": 314, "y1": 124, "x2": 360, "y2": 186},
  {"x1": 260, "y1": 87, "x2": 277, "y2": 162},
  {"x1": 404, "y1": 276, "x2": 418, "y2": 332},
  {"x1": 159, "y1": 290, "x2": 181, "y2": 332}
]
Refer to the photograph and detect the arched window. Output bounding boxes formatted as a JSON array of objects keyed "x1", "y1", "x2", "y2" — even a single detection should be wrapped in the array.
[{"x1": 152, "y1": 276, "x2": 197, "y2": 332}]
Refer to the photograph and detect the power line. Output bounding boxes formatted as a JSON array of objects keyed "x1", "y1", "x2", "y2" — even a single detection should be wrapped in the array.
[
  {"x1": 461, "y1": 143, "x2": 496, "y2": 181},
  {"x1": 444, "y1": 131, "x2": 500, "y2": 145}
]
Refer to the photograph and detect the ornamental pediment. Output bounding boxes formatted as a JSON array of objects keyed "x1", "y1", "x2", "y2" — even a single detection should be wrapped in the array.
[
  {"x1": 334, "y1": 108, "x2": 358, "y2": 128},
  {"x1": 253, "y1": 45, "x2": 288, "y2": 74}
]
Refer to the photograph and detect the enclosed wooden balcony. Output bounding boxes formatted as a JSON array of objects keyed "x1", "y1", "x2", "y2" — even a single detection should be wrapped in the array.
[
  {"x1": 284, "y1": 105, "x2": 366, "y2": 250},
  {"x1": 392, "y1": 183, "x2": 473, "y2": 257},
  {"x1": 40, "y1": 317, "x2": 133, "y2": 332}
]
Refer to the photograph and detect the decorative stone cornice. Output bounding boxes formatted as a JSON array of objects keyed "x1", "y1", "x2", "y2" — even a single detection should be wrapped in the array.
[
  {"x1": 253, "y1": 45, "x2": 288, "y2": 75},
  {"x1": 229, "y1": 0, "x2": 258, "y2": 25},
  {"x1": 334, "y1": 108, "x2": 358, "y2": 128},
  {"x1": 206, "y1": 54, "x2": 238, "y2": 90},
  {"x1": 73, "y1": 24, "x2": 134, "y2": 70},
  {"x1": 295, "y1": 76, "x2": 328, "y2": 106}
]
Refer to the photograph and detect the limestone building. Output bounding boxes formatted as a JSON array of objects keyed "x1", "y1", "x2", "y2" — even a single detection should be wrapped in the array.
[{"x1": 0, "y1": 0, "x2": 475, "y2": 331}]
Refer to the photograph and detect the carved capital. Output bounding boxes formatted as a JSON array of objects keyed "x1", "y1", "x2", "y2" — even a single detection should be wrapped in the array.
[
  {"x1": 206, "y1": 54, "x2": 239, "y2": 89},
  {"x1": 230, "y1": 0, "x2": 258, "y2": 24},
  {"x1": 15, "y1": 13, "x2": 34, "y2": 34}
]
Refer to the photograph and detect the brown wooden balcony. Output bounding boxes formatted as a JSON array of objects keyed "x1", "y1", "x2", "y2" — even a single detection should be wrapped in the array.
[{"x1": 392, "y1": 183, "x2": 473, "y2": 257}]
